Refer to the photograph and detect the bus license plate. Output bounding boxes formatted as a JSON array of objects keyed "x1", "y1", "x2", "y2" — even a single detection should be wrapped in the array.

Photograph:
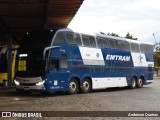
[{"x1": 24, "y1": 87, "x2": 30, "y2": 91}]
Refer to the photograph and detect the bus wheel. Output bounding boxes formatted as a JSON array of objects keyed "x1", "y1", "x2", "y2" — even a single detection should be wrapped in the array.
[
  {"x1": 137, "y1": 77, "x2": 144, "y2": 88},
  {"x1": 131, "y1": 77, "x2": 137, "y2": 89},
  {"x1": 68, "y1": 78, "x2": 78, "y2": 95},
  {"x1": 81, "y1": 78, "x2": 91, "y2": 93}
]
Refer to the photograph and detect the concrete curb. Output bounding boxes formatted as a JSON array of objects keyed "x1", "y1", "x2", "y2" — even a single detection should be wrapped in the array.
[{"x1": 154, "y1": 77, "x2": 160, "y2": 79}]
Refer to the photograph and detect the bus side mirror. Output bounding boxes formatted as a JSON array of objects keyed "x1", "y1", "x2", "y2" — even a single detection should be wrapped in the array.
[{"x1": 43, "y1": 46, "x2": 61, "y2": 60}]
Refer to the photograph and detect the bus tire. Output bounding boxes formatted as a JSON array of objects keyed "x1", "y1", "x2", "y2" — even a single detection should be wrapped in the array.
[
  {"x1": 81, "y1": 78, "x2": 91, "y2": 93},
  {"x1": 137, "y1": 77, "x2": 144, "y2": 88},
  {"x1": 68, "y1": 78, "x2": 78, "y2": 95},
  {"x1": 131, "y1": 77, "x2": 137, "y2": 89}
]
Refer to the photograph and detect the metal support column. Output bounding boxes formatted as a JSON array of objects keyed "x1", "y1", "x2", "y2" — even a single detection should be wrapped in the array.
[{"x1": 7, "y1": 35, "x2": 13, "y2": 86}]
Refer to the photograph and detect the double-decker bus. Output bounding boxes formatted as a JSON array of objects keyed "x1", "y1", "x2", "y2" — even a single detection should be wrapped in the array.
[{"x1": 14, "y1": 28, "x2": 154, "y2": 94}]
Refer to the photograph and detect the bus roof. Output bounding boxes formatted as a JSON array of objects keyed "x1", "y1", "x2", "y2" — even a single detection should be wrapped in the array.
[{"x1": 95, "y1": 33, "x2": 153, "y2": 46}]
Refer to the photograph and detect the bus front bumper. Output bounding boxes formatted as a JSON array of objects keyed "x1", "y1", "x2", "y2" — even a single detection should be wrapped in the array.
[
  {"x1": 146, "y1": 80, "x2": 154, "y2": 85},
  {"x1": 14, "y1": 79, "x2": 45, "y2": 91}
]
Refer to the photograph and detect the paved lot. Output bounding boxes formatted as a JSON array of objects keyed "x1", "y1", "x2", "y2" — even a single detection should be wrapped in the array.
[{"x1": 0, "y1": 78, "x2": 160, "y2": 120}]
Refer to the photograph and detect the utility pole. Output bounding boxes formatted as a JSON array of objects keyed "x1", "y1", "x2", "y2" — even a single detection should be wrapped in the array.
[
  {"x1": 153, "y1": 33, "x2": 160, "y2": 52},
  {"x1": 153, "y1": 33, "x2": 157, "y2": 44}
]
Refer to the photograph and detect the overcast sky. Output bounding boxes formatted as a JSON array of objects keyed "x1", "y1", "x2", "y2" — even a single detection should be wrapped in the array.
[{"x1": 68, "y1": 0, "x2": 160, "y2": 44}]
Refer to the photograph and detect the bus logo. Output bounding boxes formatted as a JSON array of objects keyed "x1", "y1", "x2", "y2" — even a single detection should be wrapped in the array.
[
  {"x1": 138, "y1": 55, "x2": 143, "y2": 65},
  {"x1": 106, "y1": 54, "x2": 130, "y2": 61},
  {"x1": 96, "y1": 53, "x2": 99, "y2": 58},
  {"x1": 2, "y1": 112, "x2": 11, "y2": 117}
]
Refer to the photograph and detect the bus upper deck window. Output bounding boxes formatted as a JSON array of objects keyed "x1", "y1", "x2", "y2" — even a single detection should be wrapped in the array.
[
  {"x1": 103, "y1": 39, "x2": 109, "y2": 48},
  {"x1": 82, "y1": 35, "x2": 90, "y2": 47},
  {"x1": 109, "y1": 39, "x2": 115, "y2": 49},
  {"x1": 97, "y1": 38, "x2": 103, "y2": 48},
  {"x1": 74, "y1": 34, "x2": 82, "y2": 46},
  {"x1": 118, "y1": 41, "x2": 130, "y2": 51},
  {"x1": 125, "y1": 42, "x2": 130, "y2": 51},
  {"x1": 66, "y1": 33, "x2": 82, "y2": 46},
  {"x1": 89, "y1": 36, "x2": 96, "y2": 47},
  {"x1": 53, "y1": 32, "x2": 64, "y2": 44},
  {"x1": 131, "y1": 43, "x2": 140, "y2": 53},
  {"x1": 140, "y1": 44, "x2": 153, "y2": 53},
  {"x1": 66, "y1": 33, "x2": 74, "y2": 44},
  {"x1": 97, "y1": 37, "x2": 109, "y2": 49}
]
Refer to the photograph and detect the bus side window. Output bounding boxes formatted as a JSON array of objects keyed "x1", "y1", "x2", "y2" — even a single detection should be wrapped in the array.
[
  {"x1": 97, "y1": 38, "x2": 103, "y2": 48},
  {"x1": 109, "y1": 39, "x2": 115, "y2": 49},
  {"x1": 74, "y1": 34, "x2": 82, "y2": 46},
  {"x1": 66, "y1": 33, "x2": 74, "y2": 44},
  {"x1": 82, "y1": 35, "x2": 90, "y2": 47},
  {"x1": 53, "y1": 32, "x2": 64, "y2": 44},
  {"x1": 130, "y1": 43, "x2": 140, "y2": 53},
  {"x1": 118, "y1": 41, "x2": 130, "y2": 51},
  {"x1": 103, "y1": 39, "x2": 109, "y2": 48},
  {"x1": 140, "y1": 44, "x2": 153, "y2": 53},
  {"x1": 50, "y1": 59, "x2": 59, "y2": 71},
  {"x1": 114, "y1": 40, "x2": 119, "y2": 49},
  {"x1": 89, "y1": 36, "x2": 96, "y2": 47},
  {"x1": 60, "y1": 54, "x2": 68, "y2": 68},
  {"x1": 125, "y1": 42, "x2": 130, "y2": 51}
]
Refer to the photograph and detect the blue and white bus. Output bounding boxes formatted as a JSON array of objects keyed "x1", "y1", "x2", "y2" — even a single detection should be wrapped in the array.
[{"x1": 14, "y1": 28, "x2": 154, "y2": 94}]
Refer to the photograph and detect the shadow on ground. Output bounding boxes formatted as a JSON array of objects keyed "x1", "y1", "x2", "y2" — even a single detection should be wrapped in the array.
[{"x1": 0, "y1": 85, "x2": 150, "y2": 98}]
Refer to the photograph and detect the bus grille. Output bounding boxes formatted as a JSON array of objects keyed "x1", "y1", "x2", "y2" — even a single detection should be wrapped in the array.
[{"x1": 20, "y1": 83, "x2": 36, "y2": 86}]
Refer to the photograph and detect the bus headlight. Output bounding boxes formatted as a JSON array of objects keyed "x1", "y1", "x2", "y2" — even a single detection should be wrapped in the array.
[
  {"x1": 14, "y1": 79, "x2": 20, "y2": 86},
  {"x1": 19, "y1": 54, "x2": 28, "y2": 57},
  {"x1": 36, "y1": 81, "x2": 45, "y2": 86}
]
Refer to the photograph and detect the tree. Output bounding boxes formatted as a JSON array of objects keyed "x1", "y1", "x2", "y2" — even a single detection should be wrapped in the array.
[
  {"x1": 100, "y1": 32, "x2": 106, "y2": 35},
  {"x1": 100, "y1": 32, "x2": 137, "y2": 40},
  {"x1": 100, "y1": 32, "x2": 120, "y2": 37},
  {"x1": 154, "y1": 42, "x2": 160, "y2": 52},
  {"x1": 154, "y1": 52, "x2": 160, "y2": 75},
  {"x1": 107, "y1": 32, "x2": 120, "y2": 37},
  {"x1": 124, "y1": 32, "x2": 137, "y2": 40}
]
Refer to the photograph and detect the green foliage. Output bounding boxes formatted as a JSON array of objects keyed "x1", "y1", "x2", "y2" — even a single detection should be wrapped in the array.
[
  {"x1": 124, "y1": 32, "x2": 137, "y2": 40},
  {"x1": 154, "y1": 42, "x2": 160, "y2": 52},
  {"x1": 100, "y1": 32, "x2": 137, "y2": 40},
  {"x1": 154, "y1": 52, "x2": 160, "y2": 68},
  {"x1": 154, "y1": 42, "x2": 160, "y2": 70},
  {"x1": 100, "y1": 32, "x2": 106, "y2": 35},
  {"x1": 107, "y1": 32, "x2": 120, "y2": 37}
]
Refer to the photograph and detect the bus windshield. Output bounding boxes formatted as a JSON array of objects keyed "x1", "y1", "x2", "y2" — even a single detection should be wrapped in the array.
[{"x1": 16, "y1": 29, "x2": 57, "y2": 77}]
